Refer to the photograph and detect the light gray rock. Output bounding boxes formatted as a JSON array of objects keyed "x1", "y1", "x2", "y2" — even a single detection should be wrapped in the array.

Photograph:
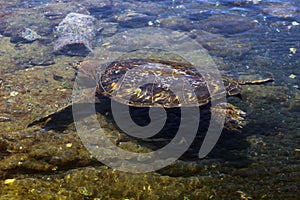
[
  {"x1": 54, "y1": 12, "x2": 97, "y2": 56},
  {"x1": 10, "y1": 27, "x2": 41, "y2": 43}
]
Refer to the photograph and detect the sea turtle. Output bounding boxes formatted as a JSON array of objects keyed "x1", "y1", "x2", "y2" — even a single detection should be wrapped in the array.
[
  {"x1": 29, "y1": 28, "x2": 275, "y2": 133},
  {"x1": 82, "y1": 56, "x2": 274, "y2": 130},
  {"x1": 28, "y1": 53, "x2": 273, "y2": 133}
]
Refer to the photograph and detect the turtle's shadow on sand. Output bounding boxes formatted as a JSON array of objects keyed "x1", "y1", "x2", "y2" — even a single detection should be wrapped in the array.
[{"x1": 29, "y1": 101, "x2": 251, "y2": 172}]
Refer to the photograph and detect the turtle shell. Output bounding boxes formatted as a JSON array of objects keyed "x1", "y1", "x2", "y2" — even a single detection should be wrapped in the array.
[{"x1": 96, "y1": 59, "x2": 241, "y2": 108}]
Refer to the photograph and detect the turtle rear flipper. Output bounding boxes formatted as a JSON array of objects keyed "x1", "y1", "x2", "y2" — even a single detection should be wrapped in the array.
[
  {"x1": 28, "y1": 105, "x2": 73, "y2": 130},
  {"x1": 28, "y1": 102, "x2": 110, "y2": 130}
]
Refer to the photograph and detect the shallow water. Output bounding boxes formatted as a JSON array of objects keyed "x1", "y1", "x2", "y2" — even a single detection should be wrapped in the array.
[{"x1": 0, "y1": 0, "x2": 299, "y2": 199}]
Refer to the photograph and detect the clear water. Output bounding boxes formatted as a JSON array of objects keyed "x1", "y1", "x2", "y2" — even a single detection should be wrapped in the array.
[{"x1": 0, "y1": 0, "x2": 299, "y2": 199}]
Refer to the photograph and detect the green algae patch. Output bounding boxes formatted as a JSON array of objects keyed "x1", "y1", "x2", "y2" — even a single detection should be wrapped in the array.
[
  {"x1": 0, "y1": 37, "x2": 54, "y2": 73},
  {"x1": 0, "y1": 56, "x2": 78, "y2": 132},
  {"x1": 0, "y1": 166, "x2": 216, "y2": 199}
]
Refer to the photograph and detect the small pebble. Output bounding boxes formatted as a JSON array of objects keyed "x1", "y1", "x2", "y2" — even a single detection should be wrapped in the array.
[
  {"x1": 66, "y1": 143, "x2": 73, "y2": 148},
  {"x1": 290, "y1": 47, "x2": 297, "y2": 54},
  {"x1": 292, "y1": 85, "x2": 299, "y2": 90},
  {"x1": 10, "y1": 91, "x2": 19, "y2": 97},
  {"x1": 102, "y1": 42, "x2": 111, "y2": 47},
  {"x1": 4, "y1": 179, "x2": 16, "y2": 185},
  {"x1": 252, "y1": 0, "x2": 261, "y2": 4},
  {"x1": 148, "y1": 21, "x2": 154, "y2": 26},
  {"x1": 0, "y1": 117, "x2": 10, "y2": 122},
  {"x1": 78, "y1": 187, "x2": 93, "y2": 196},
  {"x1": 292, "y1": 21, "x2": 299, "y2": 26}
]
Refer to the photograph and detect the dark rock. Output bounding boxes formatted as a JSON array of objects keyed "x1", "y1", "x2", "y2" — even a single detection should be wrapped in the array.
[
  {"x1": 114, "y1": 10, "x2": 153, "y2": 28},
  {"x1": 196, "y1": 14, "x2": 258, "y2": 35},
  {"x1": 0, "y1": 7, "x2": 54, "y2": 38},
  {"x1": 158, "y1": 17, "x2": 194, "y2": 31},
  {"x1": 193, "y1": 30, "x2": 252, "y2": 58},
  {"x1": 53, "y1": 74, "x2": 64, "y2": 81},
  {"x1": 88, "y1": 6, "x2": 113, "y2": 19},
  {"x1": 28, "y1": 59, "x2": 55, "y2": 66},
  {"x1": 54, "y1": 34, "x2": 93, "y2": 56},
  {"x1": 263, "y1": 2, "x2": 298, "y2": 19},
  {"x1": 44, "y1": 12, "x2": 65, "y2": 20}
]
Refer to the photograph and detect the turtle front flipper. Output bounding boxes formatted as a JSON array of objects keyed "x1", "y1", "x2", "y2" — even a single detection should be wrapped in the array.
[
  {"x1": 236, "y1": 72, "x2": 274, "y2": 85},
  {"x1": 238, "y1": 77, "x2": 274, "y2": 85},
  {"x1": 222, "y1": 74, "x2": 274, "y2": 98}
]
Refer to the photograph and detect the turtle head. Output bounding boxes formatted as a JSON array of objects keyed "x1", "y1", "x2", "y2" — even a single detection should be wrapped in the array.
[
  {"x1": 73, "y1": 60, "x2": 99, "y2": 88},
  {"x1": 222, "y1": 77, "x2": 242, "y2": 98}
]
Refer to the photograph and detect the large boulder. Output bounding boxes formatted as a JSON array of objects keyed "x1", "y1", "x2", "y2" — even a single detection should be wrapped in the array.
[{"x1": 54, "y1": 12, "x2": 98, "y2": 56}]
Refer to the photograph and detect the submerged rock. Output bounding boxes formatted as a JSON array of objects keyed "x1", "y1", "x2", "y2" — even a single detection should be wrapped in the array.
[
  {"x1": 158, "y1": 17, "x2": 193, "y2": 31},
  {"x1": 263, "y1": 2, "x2": 298, "y2": 19},
  {"x1": 54, "y1": 34, "x2": 93, "y2": 56},
  {"x1": 54, "y1": 12, "x2": 97, "y2": 56},
  {"x1": 0, "y1": 36, "x2": 54, "y2": 71},
  {"x1": 193, "y1": 30, "x2": 252, "y2": 58},
  {"x1": 114, "y1": 10, "x2": 153, "y2": 28},
  {"x1": 99, "y1": 22, "x2": 118, "y2": 36},
  {"x1": 10, "y1": 27, "x2": 41, "y2": 43},
  {"x1": 196, "y1": 14, "x2": 258, "y2": 35}
]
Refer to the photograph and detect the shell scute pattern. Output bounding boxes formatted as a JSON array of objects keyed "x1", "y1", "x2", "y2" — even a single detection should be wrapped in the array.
[{"x1": 99, "y1": 59, "x2": 221, "y2": 107}]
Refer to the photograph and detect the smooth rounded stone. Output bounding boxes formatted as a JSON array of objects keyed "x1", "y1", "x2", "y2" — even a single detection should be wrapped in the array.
[
  {"x1": 114, "y1": 10, "x2": 154, "y2": 28},
  {"x1": 158, "y1": 17, "x2": 195, "y2": 31},
  {"x1": 99, "y1": 21, "x2": 118, "y2": 36},
  {"x1": 263, "y1": 2, "x2": 298, "y2": 19},
  {"x1": 196, "y1": 14, "x2": 258, "y2": 35},
  {"x1": 114, "y1": 10, "x2": 148, "y2": 22},
  {"x1": 10, "y1": 27, "x2": 41, "y2": 43},
  {"x1": 54, "y1": 12, "x2": 98, "y2": 56},
  {"x1": 85, "y1": 6, "x2": 113, "y2": 20},
  {"x1": 193, "y1": 30, "x2": 252, "y2": 58}
]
